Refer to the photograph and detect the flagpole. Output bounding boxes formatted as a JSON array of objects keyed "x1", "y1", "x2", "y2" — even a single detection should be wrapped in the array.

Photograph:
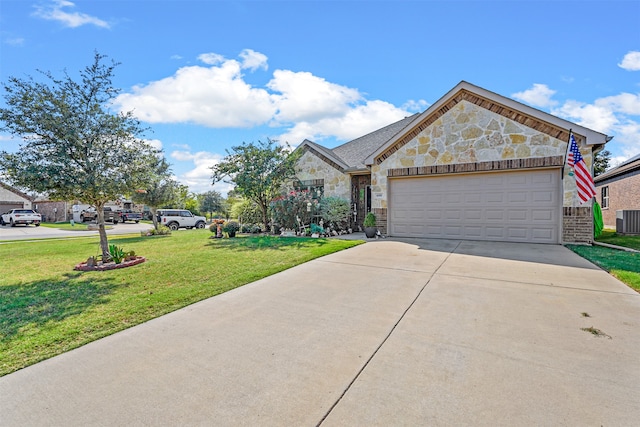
[{"x1": 561, "y1": 128, "x2": 572, "y2": 180}]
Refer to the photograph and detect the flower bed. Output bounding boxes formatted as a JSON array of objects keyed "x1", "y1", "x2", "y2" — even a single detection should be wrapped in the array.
[{"x1": 74, "y1": 256, "x2": 146, "y2": 271}]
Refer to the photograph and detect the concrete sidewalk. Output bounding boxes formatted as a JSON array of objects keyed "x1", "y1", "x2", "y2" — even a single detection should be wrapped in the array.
[{"x1": 1, "y1": 239, "x2": 638, "y2": 426}]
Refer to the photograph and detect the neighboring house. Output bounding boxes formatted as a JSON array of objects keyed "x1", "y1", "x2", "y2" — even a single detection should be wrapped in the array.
[
  {"x1": 294, "y1": 81, "x2": 610, "y2": 244},
  {"x1": 594, "y1": 153, "x2": 640, "y2": 228},
  {"x1": 0, "y1": 182, "x2": 33, "y2": 213}
]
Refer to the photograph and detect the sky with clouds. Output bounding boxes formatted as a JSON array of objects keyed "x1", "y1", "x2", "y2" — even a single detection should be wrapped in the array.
[{"x1": 1, "y1": 0, "x2": 639, "y2": 195}]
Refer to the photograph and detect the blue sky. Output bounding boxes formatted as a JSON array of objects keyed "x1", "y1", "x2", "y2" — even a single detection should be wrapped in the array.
[{"x1": 1, "y1": 0, "x2": 639, "y2": 195}]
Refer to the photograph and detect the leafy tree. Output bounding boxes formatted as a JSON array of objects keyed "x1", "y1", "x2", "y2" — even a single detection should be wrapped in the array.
[
  {"x1": 594, "y1": 149, "x2": 611, "y2": 176},
  {"x1": 198, "y1": 190, "x2": 223, "y2": 219},
  {"x1": 131, "y1": 157, "x2": 178, "y2": 231},
  {"x1": 0, "y1": 53, "x2": 158, "y2": 260},
  {"x1": 230, "y1": 198, "x2": 262, "y2": 224},
  {"x1": 211, "y1": 139, "x2": 299, "y2": 231}
]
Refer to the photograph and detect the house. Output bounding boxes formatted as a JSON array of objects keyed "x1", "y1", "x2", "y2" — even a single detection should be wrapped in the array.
[
  {"x1": 0, "y1": 182, "x2": 33, "y2": 213},
  {"x1": 294, "y1": 81, "x2": 610, "y2": 244},
  {"x1": 594, "y1": 153, "x2": 640, "y2": 228}
]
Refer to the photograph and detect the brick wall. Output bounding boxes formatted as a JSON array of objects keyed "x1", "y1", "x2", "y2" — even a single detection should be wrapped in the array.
[
  {"x1": 563, "y1": 207, "x2": 593, "y2": 244},
  {"x1": 373, "y1": 207, "x2": 387, "y2": 235},
  {"x1": 595, "y1": 172, "x2": 640, "y2": 228}
]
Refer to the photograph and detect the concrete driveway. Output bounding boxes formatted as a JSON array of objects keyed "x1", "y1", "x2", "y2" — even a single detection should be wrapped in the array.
[{"x1": 1, "y1": 239, "x2": 638, "y2": 426}]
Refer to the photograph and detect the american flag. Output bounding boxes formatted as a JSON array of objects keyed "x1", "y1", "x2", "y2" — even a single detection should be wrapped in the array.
[{"x1": 566, "y1": 132, "x2": 596, "y2": 204}]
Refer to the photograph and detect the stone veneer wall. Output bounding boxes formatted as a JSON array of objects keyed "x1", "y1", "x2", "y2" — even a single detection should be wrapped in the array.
[
  {"x1": 370, "y1": 100, "x2": 595, "y2": 243},
  {"x1": 295, "y1": 150, "x2": 351, "y2": 200}
]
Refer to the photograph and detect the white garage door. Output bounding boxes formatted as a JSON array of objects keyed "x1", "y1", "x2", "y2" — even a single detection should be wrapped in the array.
[{"x1": 389, "y1": 169, "x2": 561, "y2": 243}]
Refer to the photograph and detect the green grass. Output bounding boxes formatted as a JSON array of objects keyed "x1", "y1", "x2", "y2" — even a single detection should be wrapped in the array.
[
  {"x1": 0, "y1": 232, "x2": 362, "y2": 376},
  {"x1": 39, "y1": 222, "x2": 89, "y2": 230},
  {"x1": 567, "y1": 229, "x2": 640, "y2": 292},
  {"x1": 595, "y1": 229, "x2": 640, "y2": 251}
]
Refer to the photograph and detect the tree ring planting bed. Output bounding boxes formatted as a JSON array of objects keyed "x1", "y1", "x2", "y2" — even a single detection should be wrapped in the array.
[{"x1": 74, "y1": 256, "x2": 146, "y2": 271}]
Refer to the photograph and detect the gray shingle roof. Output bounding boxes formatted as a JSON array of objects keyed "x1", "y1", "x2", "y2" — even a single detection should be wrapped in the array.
[{"x1": 329, "y1": 114, "x2": 420, "y2": 170}]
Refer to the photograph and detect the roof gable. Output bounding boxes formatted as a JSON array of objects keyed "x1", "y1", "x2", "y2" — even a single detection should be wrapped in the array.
[
  {"x1": 366, "y1": 81, "x2": 611, "y2": 166},
  {"x1": 331, "y1": 114, "x2": 419, "y2": 170},
  {"x1": 0, "y1": 181, "x2": 33, "y2": 201},
  {"x1": 595, "y1": 153, "x2": 640, "y2": 183}
]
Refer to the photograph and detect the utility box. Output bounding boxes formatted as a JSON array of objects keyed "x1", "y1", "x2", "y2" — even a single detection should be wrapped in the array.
[{"x1": 616, "y1": 210, "x2": 640, "y2": 235}]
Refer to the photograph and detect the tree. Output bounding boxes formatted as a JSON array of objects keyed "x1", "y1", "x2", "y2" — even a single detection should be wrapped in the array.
[
  {"x1": 594, "y1": 149, "x2": 611, "y2": 176},
  {"x1": 0, "y1": 53, "x2": 158, "y2": 260},
  {"x1": 131, "y1": 157, "x2": 178, "y2": 231},
  {"x1": 198, "y1": 190, "x2": 224, "y2": 219},
  {"x1": 211, "y1": 139, "x2": 299, "y2": 231}
]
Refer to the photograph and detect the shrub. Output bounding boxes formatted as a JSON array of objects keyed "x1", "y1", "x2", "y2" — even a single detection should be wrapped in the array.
[
  {"x1": 143, "y1": 226, "x2": 171, "y2": 236},
  {"x1": 270, "y1": 190, "x2": 319, "y2": 230},
  {"x1": 223, "y1": 220, "x2": 240, "y2": 234},
  {"x1": 108, "y1": 244, "x2": 126, "y2": 264},
  {"x1": 320, "y1": 197, "x2": 351, "y2": 231},
  {"x1": 310, "y1": 223, "x2": 324, "y2": 235},
  {"x1": 363, "y1": 212, "x2": 377, "y2": 228}
]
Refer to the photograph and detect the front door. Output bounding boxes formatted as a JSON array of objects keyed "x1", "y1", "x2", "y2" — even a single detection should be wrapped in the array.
[{"x1": 351, "y1": 175, "x2": 371, "y2": 230}]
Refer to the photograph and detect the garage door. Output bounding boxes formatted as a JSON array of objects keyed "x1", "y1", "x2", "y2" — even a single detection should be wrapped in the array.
[
  {"x1": 0, "y1": 202, "x2": 23, "y2": 214},
  {"x1": 388, "y1": 169, "x2": 560, "y2": 243}
]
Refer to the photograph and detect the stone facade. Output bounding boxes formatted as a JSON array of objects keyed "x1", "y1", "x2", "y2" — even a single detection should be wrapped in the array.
[
  {"x1": 295, "y1": 150, "x2": 350, "y2": 200},
  {"x1": 371, "y1": 100, "x2": 592, "y2": 211}
]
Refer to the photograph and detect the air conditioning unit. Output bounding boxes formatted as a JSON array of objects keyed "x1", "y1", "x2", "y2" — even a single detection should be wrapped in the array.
[{"x1": 616, "y1": 210, "x2": 640, "y2": 235}]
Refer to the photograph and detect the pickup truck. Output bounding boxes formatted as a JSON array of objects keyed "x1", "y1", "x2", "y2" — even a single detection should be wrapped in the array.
[
  {"x1": 1, "y1": 209, "x2": 42, "y2": 227},
  {"x1": 119, "y1": 209, "x2": 142, "y2": 223},
  {"x1": 80, "y1": 207, "x2": 120, "y2": 224}
]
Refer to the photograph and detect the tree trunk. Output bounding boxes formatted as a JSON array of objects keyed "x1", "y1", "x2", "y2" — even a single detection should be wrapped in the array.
[
  {"x1": 95, "y1": 201, "x2": 110, "y2": 260},
  {"x1": 260, "y1": 202, "x2": 269, "y2": 233},
  {"x1": 150, "y1": 206, "x2": 159, "y2": 230}
]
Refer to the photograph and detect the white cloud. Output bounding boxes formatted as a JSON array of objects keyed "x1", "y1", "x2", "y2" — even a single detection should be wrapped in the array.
[
  {"x1": 552, "y1": 92, "x2": 640, "y2": 161},
  {"x1": 239, "y1": 49, "x2": 268, "y2": 71},
  {"x1": 144, "y1": 139, "x2": 163, "y2": 151},
  {"x1": 277, "y1": 100, "x2": 411, "y2": 146},
  {"x1": 268, "y1": 69, "x2": 362, "y2": 123},
  {"x1": 197, "y1": 53, "x2": 225, "y2": 65},
  {"x1": 170, "y1": 149, "x2": 224, "y2": 194},
  {"x1": 114, "y1": 59, "x2": 276, "y2": 127},
  {"x1": 33, "y1": 0, "x2": 110, "y2": 29},
  {"x1": 4, "y1": 37, "x2": 25, "y2": 47},
  {"x1": 618, "y1": 51, "x2": 640, "y2": 71},
  {"x1": 512, "y1": 84, "x2": 558, "y2": 108}
]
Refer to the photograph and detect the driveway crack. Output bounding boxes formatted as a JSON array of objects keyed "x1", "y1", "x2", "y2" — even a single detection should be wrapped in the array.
[{"x1": 316, "y1": 241, "x2": 461, "y2": 426}]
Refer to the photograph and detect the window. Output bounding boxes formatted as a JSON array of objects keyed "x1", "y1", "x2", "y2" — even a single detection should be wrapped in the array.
[{"x1": 601, "y1": 186, "x2": 609, "y2": 209}]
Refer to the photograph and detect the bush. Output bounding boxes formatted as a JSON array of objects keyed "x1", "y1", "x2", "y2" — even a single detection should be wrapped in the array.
[
  {"x1": 142, "y1": 226, "x2": 171, "y2": 236},
  {"x1": 270, "y1": 190, "x2": 319, "y2": 230},
  {"x1": 363, "y1": 212, "x2": 377, "y2": 228},
  {"x1": 320, "y1": 197, "x2": 351, "y2": 231},
  {"x1": 310, "y1": 223, "x2": 324, "y2": 235},
  {"x1": 223, "y1": 220, "x2": 240, "y2": 234}
]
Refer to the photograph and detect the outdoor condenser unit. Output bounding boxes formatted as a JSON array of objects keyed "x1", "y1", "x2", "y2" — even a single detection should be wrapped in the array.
[{"x1": 616, "y1": 210, "x2": 640, "y2": 235}]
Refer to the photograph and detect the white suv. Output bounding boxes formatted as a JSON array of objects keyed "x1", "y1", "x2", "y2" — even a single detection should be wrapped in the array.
[{"x1": 157, "y1": 209, "x2": 207, "y2": 230}]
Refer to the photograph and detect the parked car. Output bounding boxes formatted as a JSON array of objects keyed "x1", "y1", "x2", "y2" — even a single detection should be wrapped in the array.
[
  {"x1": 80, "y1": 206, "x2": 120, "y2": 224},
  {"x1": 0, "y1": 209, "x2": 41, "y2": 227},
  {"x1": 156, "y1": 209, "x2": 207, "y2": 230},
  {"x1": 120, "y1": 209, "x2": 142, "y2": 223}
]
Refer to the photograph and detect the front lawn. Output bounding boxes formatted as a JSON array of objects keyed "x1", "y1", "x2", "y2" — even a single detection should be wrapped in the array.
[
  {"x1": 0, "y1": 232, "x2": 362, "y2": 376},
  {"x1": 567, "y1": 230, "x2": 640, "y2": 292}
]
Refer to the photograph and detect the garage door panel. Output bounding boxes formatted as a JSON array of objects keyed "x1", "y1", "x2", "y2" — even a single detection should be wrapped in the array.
[{"x1": 389, "y1": 169, "x2": 560, "y2": 244}]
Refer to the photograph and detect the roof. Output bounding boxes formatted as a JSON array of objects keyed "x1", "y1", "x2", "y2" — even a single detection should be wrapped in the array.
[
  {"x1": 0, "y1": 181, "x2": 33, "y2": 201},
  {"x1": 366, "y1": 81, "x2": 612, "y2": 166},
  {"x1": 298, "y1": 114, "x2": 420, "y2": 173},
  {"x1": 332, "y1": 114, "x2": 420, "y2": 170},
  {"x1": 299, "y1": 81, "x2": 612, "y2": 172},
  {"x1": 594, "y1": 153, "x2": 640, "y2": 183}
]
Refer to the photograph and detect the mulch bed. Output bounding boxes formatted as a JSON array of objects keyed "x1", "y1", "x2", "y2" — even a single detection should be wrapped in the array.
[{"x1": 74, "y1": 256, "x2": 146, "y2": 271}]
